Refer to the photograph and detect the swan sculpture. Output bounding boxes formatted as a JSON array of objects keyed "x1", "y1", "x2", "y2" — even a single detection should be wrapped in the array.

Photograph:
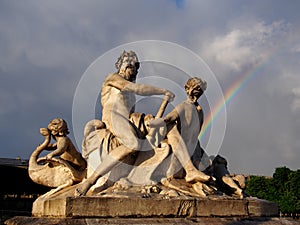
[{"x1": 28, "y1": 118, "x2": 87, "y2": 196}]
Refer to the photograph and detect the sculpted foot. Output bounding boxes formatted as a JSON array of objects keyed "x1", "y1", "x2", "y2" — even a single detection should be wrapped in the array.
[
  {"x1": 192, "y1": 182, "x2": 207, "y2": 197},
  {"x1": 235, "y1": 189, "x2": 244, "y2": 199},
  {"x1": 185, "y1": 170, "x2": 214, "y2": 183},
  {"x1": 74, "y1": 180, "x2": 93, "y2": 197}
]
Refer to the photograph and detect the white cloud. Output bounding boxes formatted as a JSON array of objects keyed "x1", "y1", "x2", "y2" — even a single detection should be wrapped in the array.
[{"x1": 203, "y1": 20, "x2": 290, "y2": 71}]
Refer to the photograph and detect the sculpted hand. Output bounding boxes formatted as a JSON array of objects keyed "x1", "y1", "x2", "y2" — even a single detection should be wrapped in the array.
[
  {"x1": 165, "y1": 90, "x2": 175, "y2": 102},
  {"x1": 46, "y1": 154, "x2": 53, "y2": 160},
  {"x1": 40, "y1": 128, "x2": 50, "y2": 136}
]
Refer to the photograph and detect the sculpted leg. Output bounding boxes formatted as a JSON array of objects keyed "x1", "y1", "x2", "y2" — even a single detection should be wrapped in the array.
[
  {"x1": 167, "y1": 129, "x2": 211, "y2": 183},
  {"x1": 75, "y1": 144, "x2": 135, "y2": 196},
  {"x1": 75, "y1": 113, "x2": 146, "y2": 196}
]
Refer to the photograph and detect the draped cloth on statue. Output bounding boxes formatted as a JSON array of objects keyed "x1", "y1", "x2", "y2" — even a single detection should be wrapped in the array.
[{"x1": 81, "y1": 113, "x2": 153, "y2": 193}]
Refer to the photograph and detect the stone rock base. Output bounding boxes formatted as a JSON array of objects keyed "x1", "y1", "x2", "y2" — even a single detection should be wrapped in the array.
[
  {"x1": 5, "y1": 193, "x2": 285, "y2": 225},
  {"x1": 31, "y1": 195, "x2": 279, "y2": 218},
  {"x1": 5, "y1": 216, "x2": 300, "y2": 225}
]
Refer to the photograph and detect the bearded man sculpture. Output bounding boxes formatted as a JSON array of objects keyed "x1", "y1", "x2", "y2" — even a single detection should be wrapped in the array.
[{"x1": 75, "y1": 51, "x2": 175, "y2": 196}]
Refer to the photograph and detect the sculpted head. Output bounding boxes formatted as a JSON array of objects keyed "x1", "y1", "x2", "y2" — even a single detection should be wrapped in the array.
[
  {"x1": 185, "y1": 77, "x2": 207, "y2": 102},
  {"x1": 48, "y1": 118, "x2": 70, "y2": 136},
  {"x1": 115, "y1": 50, "x2": 140, "y2": 80}
]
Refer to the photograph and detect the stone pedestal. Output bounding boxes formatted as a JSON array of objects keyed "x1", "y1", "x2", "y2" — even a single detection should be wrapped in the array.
[
  {"x1": 31, "y1": 195, "x2": 278, "y2": 218},
  {"x1": 6, "y1": 216, "x2": 300, "y2": 225},
  {"x1": 5, "y1": 195, "x2": 300, "y2": 225}
]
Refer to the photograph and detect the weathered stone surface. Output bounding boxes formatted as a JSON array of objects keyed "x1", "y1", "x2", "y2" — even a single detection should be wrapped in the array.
[
  {"x1": 248, "y1": 198, "x2": 279, "y2": 216},
  {"x1": 196, "y1": 198, "x2": 248, "y2": 217},
  {"x1": 32, "y1": 196, "x2": 68, "y2": 217},
  {"x1": 5, "y1": 216, "x2": 300, "y2": 225},
  {"x1": 31, "y1": 196, "x2": 279, "y2": 218},
  {"x1": 69, "y1": 197, "x2": 196, "y2": 218}
]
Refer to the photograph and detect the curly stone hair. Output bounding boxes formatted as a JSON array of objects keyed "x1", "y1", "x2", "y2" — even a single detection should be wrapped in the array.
[
  {"x1": 48, "y1": 118, "x2": 69, "y2": 136},
  {"x1": 115, "y1": 50, "x2": 140, "y2": 73},
  {"x1": 185, "y1": 77, "x2": 207, "y2": 101}
]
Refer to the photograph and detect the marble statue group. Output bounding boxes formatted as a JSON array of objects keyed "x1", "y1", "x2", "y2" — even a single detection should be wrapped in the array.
[{"x1": 29, "y1": 50, "x2": 246, "y2": 200}]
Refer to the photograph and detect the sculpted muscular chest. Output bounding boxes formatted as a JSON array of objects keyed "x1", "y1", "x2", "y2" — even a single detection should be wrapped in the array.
[{"x1": 101, "y1": 73, "x2": 136, "y2": 122}]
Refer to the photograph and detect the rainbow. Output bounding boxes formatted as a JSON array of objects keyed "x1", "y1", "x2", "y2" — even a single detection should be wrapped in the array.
[
  {"x1": 198, "y1": 22, "x2": 294, "y2": 142},
  {"x1": 199, "y1": 65, "x2": 263, "y2": 141}
]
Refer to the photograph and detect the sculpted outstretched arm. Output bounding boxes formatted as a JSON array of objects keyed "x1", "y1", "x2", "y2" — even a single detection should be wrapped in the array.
[
  {"x1": 164, "y1": 108, "x2": 179, "y2": 125},
  {"x1": 106, "y1": 74, "x2": 174, "y2": 100},
  {"x1": 147, "y1": 105, "x2": 181, "y2": 129},
  {"x1": 164, "y1": 102, "x2": 187, "y2": 125},
  {"x1": 123, "y1": 82, "x2": 174, "y2": 98}
]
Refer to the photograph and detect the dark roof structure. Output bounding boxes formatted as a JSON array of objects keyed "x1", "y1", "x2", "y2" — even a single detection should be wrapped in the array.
[{"x1": 0, "y1": 157, "x2": 29, "y2": 168}]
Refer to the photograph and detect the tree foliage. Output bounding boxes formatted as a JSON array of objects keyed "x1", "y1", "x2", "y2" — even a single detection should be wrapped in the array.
[{"x1": 246, "y1": 166, "x2": 300, "y2": 215}]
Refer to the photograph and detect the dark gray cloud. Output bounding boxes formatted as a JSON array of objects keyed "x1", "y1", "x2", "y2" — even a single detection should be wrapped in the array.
[{"x1": 0, "y1": 0, "x2": 299, "y2": 175}]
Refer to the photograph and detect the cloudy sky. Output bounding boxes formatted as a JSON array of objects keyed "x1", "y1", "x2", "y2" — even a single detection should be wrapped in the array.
[{"x1": 1, "y1": 0, "x2": 300, "y2": 176}]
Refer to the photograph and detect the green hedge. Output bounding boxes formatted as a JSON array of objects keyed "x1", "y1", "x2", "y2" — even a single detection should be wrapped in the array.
[{"x1": 246, "y1": 167, "x2": 300, "y2": 215}]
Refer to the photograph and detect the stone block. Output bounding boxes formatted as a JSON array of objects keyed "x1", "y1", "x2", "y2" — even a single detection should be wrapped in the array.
[
  {"x1": 32, "y1": 196, "x2": 68, "y2": 217},
  {"x1": 196, "y1": 198, "x2": 248, "y2": 217},
  {"x1": 68, "y1": 197, "x2": 196, "y2": 217},
  {"x1": 248, "y1": 198, "x2": 279, "y2": 217},
  {"x1": 31, "y1": 196, "x2": 280, "y2": 218}
]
